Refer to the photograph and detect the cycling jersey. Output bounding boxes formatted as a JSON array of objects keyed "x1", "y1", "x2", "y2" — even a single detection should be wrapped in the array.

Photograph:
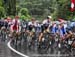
[
  {"x1": 35, "y1": 23, "x2": 41, "y2": 32},
  {"x1": 63, "y1": 23, "x2": 67, "y2": 29},
  {"x1": 51, "y1": 24, "x2": 58, "y2": 34},
  {"x1": 0, "y1": 20, "x2": 8, "y2": 29},
  {"x1": 66, "y1": 27, "x2": 72, "y2": 34},
  {"x1": 10, "y1": 19, "x2": 21, "y2": 32},
  {"x1": 4, "y1": 21, "x2": 8, "y2": 29},
  {"x1": 42, "y1": 19, "x2": 50, "y2": 26},
  {"x1": 58, "y1": 25, "x2": 66, "y2": 38},
  {"x1": 41, "y1": 19, "x2": 51, "y2": 32},
  {"x1": 21, "y1": 20, "x2": 27, "y2": 29},
  {"x1": 0, "y1": 20, "x2": 4, "y2": 29},
  {"x1": 28, "y1": 21, "x2": 36, "y2": 31},
  {"x1": 70, "y1": 22, "x2": 75, "y2": 27}
]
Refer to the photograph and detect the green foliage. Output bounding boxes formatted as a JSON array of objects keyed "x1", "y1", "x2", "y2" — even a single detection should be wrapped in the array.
[
  {"x1": 0, "y1": 0, "x2": 3, "y2": 6},
  {"x1": 20, "y1": 8, "x2": 29, "y2": 16},
  {"x1": 16, "y1": 5, "x2": 21, "y2": 15},
  {"x1": 20, "y1": 15, "x2": 27, "y2": 20},
  {"x1": 20, "y1": 15, "x2": 30, "y2": 21},
  {"x1": 0, "y1": 6, "x2": 5, "y2": 18},
  {"x1": 18, "y1": 0, "x2": 52, "y2": 19},
  {"x1": 0, "y1": 0, "x2": 5, "y2": 18},
  {"x1": 19, "y1": 8, "x2": 31, "y2": 20},
  {"x1": 51, "y1": 0, "x2": 74, "y2": 20},
  {"x1": 0, "y1": 0, "x2": 75, "y2": 20}
]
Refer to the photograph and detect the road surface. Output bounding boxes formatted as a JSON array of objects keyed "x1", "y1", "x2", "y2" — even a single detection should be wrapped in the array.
[{"x1": 0, "y1": 37, "x2": 75, "y2": 57}]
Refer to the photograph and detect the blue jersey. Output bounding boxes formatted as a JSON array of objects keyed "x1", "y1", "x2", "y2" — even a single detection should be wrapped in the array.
[
  {"x1": 62, "y1": 26, "x2": 66, "y2": 34},
  {"x1": 59, "y1": 26, "x2": 66, "y2": 37},
  {"x1": 51, "y1": 26, "x2": 58, "y2": 34}
]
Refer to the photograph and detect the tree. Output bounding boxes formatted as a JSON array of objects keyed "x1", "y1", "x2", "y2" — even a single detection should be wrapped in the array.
[
  {"x1": 0, "y1": 0, "x2": 5, "y2": 18},
  {"x1": 19, "y1": 8, "x2": 31, "y2": 20},
  {"x1": 17, "y1": 0, "x2": 53, "y2": 19},
  {"x1": 51, "y1": 0, "x2": 75, "y2": 20},
  {"x1": 6, "y1": 0, "x2": 16, "y2": 16},
  {"x1": 3, "y1": 0, "x2": 74, "y2": 20},
  {"x1": 0, "y1": 6, "x2": 5, "y2": 18}
]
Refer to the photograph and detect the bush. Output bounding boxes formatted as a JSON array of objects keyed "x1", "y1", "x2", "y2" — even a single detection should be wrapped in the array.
[
  {"x1": 20, "y1": 8, "x2": 29, "y2": 16},
  {"x1": 19, "y1": 8, "x2": 31, "y2": 20},
  {"x1": 20, "y1": 15, "x2": 30, "y2": 21}
]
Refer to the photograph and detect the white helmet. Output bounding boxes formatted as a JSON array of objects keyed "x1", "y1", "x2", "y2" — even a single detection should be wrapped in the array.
[{"x1": 47, "y1": 16, "x2": 52, "y2": 19}]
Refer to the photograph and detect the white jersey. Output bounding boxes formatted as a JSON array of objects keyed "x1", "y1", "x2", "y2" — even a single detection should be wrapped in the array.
[
  {"x1": 70, "y1": 22, "x2": 75, "y2": 27},
  {"x1": 28, "y1": 21, "x2": 37, "y2": 27},
  {"x1": 42, "y1": 19, "x2": 52, "y2": 27},
  {"x1": 42, "y1": 19, "x2": 51, "y2": 25},
  {"x1": 63, "y1": 23, "x2": 67, "y2": 29},
  {"x1": 35, "y1": 23, "x2": 41, "y2": 27}
]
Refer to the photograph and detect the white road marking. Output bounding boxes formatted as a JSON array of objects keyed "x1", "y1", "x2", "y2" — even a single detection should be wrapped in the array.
[{"x1": 7, "y1": 40, "x2": 29, "y2": 57}]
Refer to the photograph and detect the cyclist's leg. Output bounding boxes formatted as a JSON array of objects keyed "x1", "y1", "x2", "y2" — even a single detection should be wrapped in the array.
[
  {"x1": 9, "y1": 25, "x2": 14, "y2": 37},
  {"x1": 72, "y1": 41, "x2": 75, "y2": 48},
  {"x1": 16, "y1": 26, "x2": 22, "y2": 45},
  {"x1": 38, "y1": 26, "x2": 44, "y2": 43},
  {"x1": 38, "y1": 33, "x2": 43, "y2": 43}
]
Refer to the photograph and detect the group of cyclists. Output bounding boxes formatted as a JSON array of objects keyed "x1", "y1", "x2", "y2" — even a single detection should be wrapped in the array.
[{"x1": 0, "y1": 15, "x2": 75, "y2": 52}]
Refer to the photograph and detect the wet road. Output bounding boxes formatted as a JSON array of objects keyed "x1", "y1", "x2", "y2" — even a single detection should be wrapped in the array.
[
  {"x1": 0, "y1": 38, "x2": 22, "y2": 57},
  {"x1": 10, "y1": 40, "x2": 75, "y2": 57},
  {"x1": 0, "y1": 37, "x2": 75, "y2": 57}
]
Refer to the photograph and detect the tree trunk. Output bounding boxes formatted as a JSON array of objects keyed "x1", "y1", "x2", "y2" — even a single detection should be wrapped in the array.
[{"x1": 7, "y1": 0, "x2": 16, "y2": 16}]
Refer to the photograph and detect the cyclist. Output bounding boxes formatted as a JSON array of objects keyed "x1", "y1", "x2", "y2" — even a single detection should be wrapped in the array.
[
  {"x1": 21, "y1": 19, "x2": 28, "y2": 32},
  {"x1": 27, "y1": 18, "x2": 36, "y2": 36},
  {"x1": 39, "y1": 16, "x2": 52, "y2": 43},
  {"x1": 27, "y1": 18, "x2": 37, "y2": 48},
  {"x1": 57, "y1": 22, "x2": 67, "y2": 41},
  {"x1": 4, "y1": 17, "x2": 12, "y2": 29},
  {"x1": 10, "y1": 16, "x2": 21, "y2": 37},
  {"x1": 35, "y1": 20, "x2": 41, "y2": 33},
  {"x1": 0, "y1": 20, "x2": 4, "y2": 29},
  {"x1": 51, "y1": 22, "x2": 58, "y2": 34}
]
